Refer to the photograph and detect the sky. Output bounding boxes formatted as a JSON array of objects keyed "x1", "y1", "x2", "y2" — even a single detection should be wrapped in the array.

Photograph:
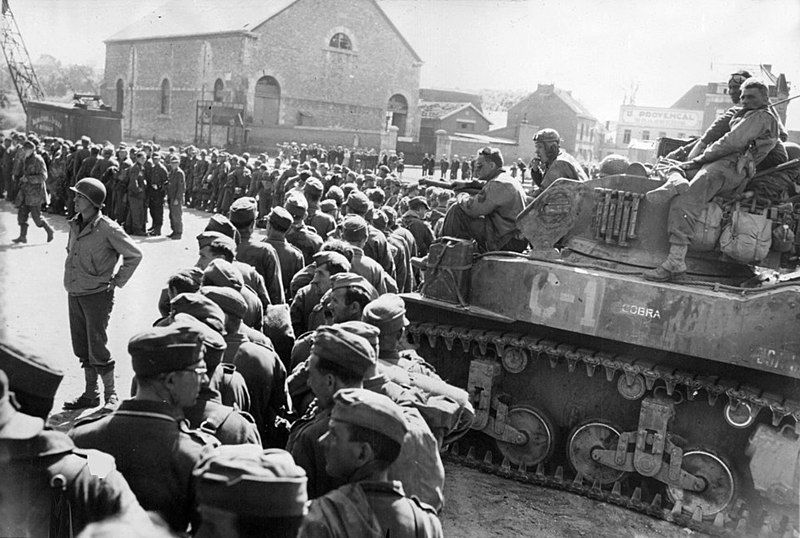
[{"x1": 10, "y1": 0, "x2": 800, "y2": 129}]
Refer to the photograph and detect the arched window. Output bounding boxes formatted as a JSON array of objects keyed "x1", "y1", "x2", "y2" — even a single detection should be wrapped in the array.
[
  {"x1": 115, "y1": 79, "x2": 124, "y2": 112},
  {"x1": 329, "y1": 32, "x2": 352, "y2": 50},
  {"x1": 160, "y1": 78, "x2": 170, "y2": 114},
  {"x1": 213, "y1": 78, "x2": 224, "y2": 102},
  {"x1": 254, "y1": 76, "x2": 280, "y2": 126}
]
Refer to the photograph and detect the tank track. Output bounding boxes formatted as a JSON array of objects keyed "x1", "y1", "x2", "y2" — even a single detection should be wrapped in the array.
[{"x1": 407, "y1": 321, "x2": 799, "y2": 537}]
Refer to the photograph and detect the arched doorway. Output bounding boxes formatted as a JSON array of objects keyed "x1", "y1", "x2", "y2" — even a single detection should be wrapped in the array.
[
  {"x1": 116, "y1": 79, "x2": 124, "y2": 112},
  {"x1": 253, "y1": 76, "x2": 280, "y2": 125},
  {"x1": 213, "y1": 78, "x2": 224, "y2": 102},
  {"x1": 387, "y1": 94, "x2": 408, "y2": 135}
]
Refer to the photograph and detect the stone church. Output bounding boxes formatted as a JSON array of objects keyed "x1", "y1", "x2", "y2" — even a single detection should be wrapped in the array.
[{"x1": 103, "y1": 0, "x2": 422, "y2": 150}]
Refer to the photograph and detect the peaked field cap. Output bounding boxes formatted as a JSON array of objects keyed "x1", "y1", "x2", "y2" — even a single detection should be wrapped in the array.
[
  {"x1": 205, "y1": 214, "x2": 238, "y2": 239},
  {"x1": 268, "y1": 206, "x2": 293, "y2": 231},
  {"x1": 346, "y1": 191, "x2": 370, "y2": 214},
  {"x1": 362, "y1": 293, "x2": 409, "y2": 334},
  {"x1": 0, "y1": 340, "x2": 63, "y2": 401},
  {"x1": 128, "y1": 325, "x2": 204, "y2": 377},
  {"x1": 330, "y1": 272, "x2": 378, "y2": 300},
  {"x1": 194, "y1": 445, "x2": 308, "y2": 517},
  {"x1": 312, "y1": 250, "x2": 351, "y2": 273},
  {"x1": 170, "y1": 313, "x2": 226, "y2": 351},
  {"x1": 229, "y1": 196, "x2": 258, "y2": 225},
  {"x1": 197, "y1": 230, "x2": 234, "y2": 250},
  {"x1": 331, "y1": 388, "x2": 408, "y2": 445},
  {"x1": 203, "y1": 258, "x2": 244, "y2": 291},
  {"x1": 336, "y1": 320, "x2": 380, "y2": 351},
  {"x1": 311, "y1": 325, "x2": 376, "y2": 378},
  {"x1": 170, "y1": 292, "x2": 226, "y2": 334},
  {"x1": 200, "y1": 286, "x2": 247, "y2": 319}
]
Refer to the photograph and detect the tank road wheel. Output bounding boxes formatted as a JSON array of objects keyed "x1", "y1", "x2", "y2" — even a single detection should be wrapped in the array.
[
  {"x1": 495, "y1": 405, "x2": 556, "y2": 467},
  {"x1": 567, "y1": 421, "x2": 628, "y2": 485},
  {"x1": 666, "y1": 450, "x2": 737, "y2": 517}
]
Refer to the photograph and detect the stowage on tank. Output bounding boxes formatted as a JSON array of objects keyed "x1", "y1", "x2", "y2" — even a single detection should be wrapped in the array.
[{"x1": 403, "y1": 163, "x2": 800, "y2": 535}]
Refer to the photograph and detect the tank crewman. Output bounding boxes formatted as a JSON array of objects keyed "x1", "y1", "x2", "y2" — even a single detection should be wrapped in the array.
[
  {"x1": 301, "y1": 388, "x2": 443, "y2": 537},
  {"x1": 69, "y1": 325, "x2": 219, "y2": 534},
  {"x1": 264, "y1": 206, "x2": 306, "y2": 296},
  {"x1": 200, "y1": 285, "x2": 289, "y2": 448},
  {"x1": 230, "y1": 196, "x2": 286, "y2": 305},
  {"x1": 63, "y1": 178, "x2": 142, "y2": 411},
  {"x1": 286, "y1": 193, "x2": 324, "y2": 264},
  {"x1": 165, "y1": 153, "x2": 185, "y2": 239},
  {"x1": 0, "y1": 341, "x2": 150, "y2": 537},
  {"x1": 305, "y1": 177, "x2": 337, "y2": 238},
  {"x1": 644, "y1": 78, "x2": 780, "y2": 282},
  {"x1": 164, "y1": 314, "x2": 261, "y2": 446},
  {"x1": 529, "y1": 128, "x2": 589, "y2": 191},
  {"x1": 340, "y1": 215, "x2": 398, "y2": 294},
  {"x1": 193, "y1": 446, "x2": 308, "y2": 538},
  {"x1": 345, "y1": 190, "x2": 396, "y2": 278},
  {"x1": 286, "y1": 325, "x2": 376, "y2": 498},
  {"x1": 144, "y1": 151, "x2": 167, "y2": 236},
  {"x1": 125, "y1": 150, "x2": 148, "y2": 236},
  {"x1": 439, "y1": 146, "x2": 527, "y2": 253},
  {"x1": 11, "y1": 139, "x2": 55, "y2": 244},
  {"x1": 363, "y1": 294, "x2": 475, "y2": 446}
]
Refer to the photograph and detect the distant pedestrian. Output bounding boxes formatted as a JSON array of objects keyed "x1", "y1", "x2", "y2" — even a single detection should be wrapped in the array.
[
  {"x1": 167, "y1": 154, "x2": 185, "y2": 239},
  {"x1": 11, "y1": 139, "x2": 54, "y2": 244},
  {"x1": 63, "y1": 178, "x2": 142, "y2": 412}
]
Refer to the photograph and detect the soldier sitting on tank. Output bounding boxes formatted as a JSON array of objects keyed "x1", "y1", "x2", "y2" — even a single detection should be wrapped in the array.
[
  {"x1": 437, "y1": 146, "x2": 527, "y2": 253},
  {"x1": 644, "y1": 78, "x2": 780, "y2": 282},
  {"x1": 596, "y1": 154, "x2": 631, "y2": 178},
  {"x1": 528, "y1": 128, "x2": 589, "y2": 193}
]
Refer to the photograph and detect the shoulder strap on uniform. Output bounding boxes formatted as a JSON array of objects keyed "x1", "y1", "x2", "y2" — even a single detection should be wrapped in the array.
[
  {"x1": 47, "y1": 452, "x2": 92, "y2": 538},
  {"x1": 198, "y1": 404, "x2": 236, "y2": 436}
]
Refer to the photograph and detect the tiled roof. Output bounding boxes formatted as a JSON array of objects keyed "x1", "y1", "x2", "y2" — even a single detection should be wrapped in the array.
[
  {"x1": 419, "y1": 101, "x2": 470, "y2": 119},
  {"x1": 552, "y1": 88, "x2": 598, "y2": 121}
]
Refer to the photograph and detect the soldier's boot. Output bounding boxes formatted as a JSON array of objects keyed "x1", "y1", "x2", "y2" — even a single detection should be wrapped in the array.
[
  {"x1": 644, "y1": 244, "x2": 688, "y2": 282},
  {"x1": 40, "y1": 220, "x2": 54, "y2": 243},
  {"x1": 98, "y1": 365, "x2": 119, "y2": 412},
  {"x1": 63, "y1": 366, "x2": 101, "y2": 409},
  {"x1": 11, "y1": 224, "x2": 28, "y2": 244}
]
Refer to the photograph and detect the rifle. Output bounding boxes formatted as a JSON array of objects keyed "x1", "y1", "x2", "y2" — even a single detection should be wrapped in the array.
[{"x1": 418, "y1": 177, "x2": 486, "y2": 195}]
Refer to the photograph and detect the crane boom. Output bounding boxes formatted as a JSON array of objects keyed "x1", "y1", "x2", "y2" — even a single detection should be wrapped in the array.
[{"x1": 0, "y1": 0, "x2": 44, "y2": 113}]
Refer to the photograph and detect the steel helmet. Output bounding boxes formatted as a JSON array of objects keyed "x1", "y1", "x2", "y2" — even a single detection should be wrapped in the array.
[
  {"x1": 70, "y1": 178, "x2": 106, "y2": 208},
  {"x1": 533, "y1": 128, "x2": 561, "y2": 144},
  {"x1": 599, "y1": 154, "x2": 630, "y2": 176}
]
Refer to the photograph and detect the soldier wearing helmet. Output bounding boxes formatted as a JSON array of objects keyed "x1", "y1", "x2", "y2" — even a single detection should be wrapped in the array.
[
  {"x1": 530, "y1": 128, "x2": 588, "y2": 192},
  {"x1": 11, "y1": 139, "x2": 55, "y2": 244},
  {"x1": 63, "y1": 177, "x2": 142, "y2": 412}
]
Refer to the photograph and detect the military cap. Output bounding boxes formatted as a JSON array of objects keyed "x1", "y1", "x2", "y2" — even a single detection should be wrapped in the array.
[
  {"x1": 332, "y1": 164, "x2": 342, "y2": 172},
  {"x1": 0, "y1": 340, "x2": 64, "y2": 427},
  {"x1": 330, "y1": 272, "x2": 378, "y2": 301},
  {"x1": 311, "y1": 325, "x2": 375, "y2": 378},
  {"x1": 312, "y1": 250, "x2": 351, "y2": 274},
  {"x1": 268, "y1": 206, "x2": 293, "y2": 232},
  {"x1": 22, "y1": 140, "x2": 35, "y2": 149},
  {"x1": 370, "y1": 208, "x2": 388, "y2": 230},
  {"x1": 533, "y1": 128, "x2": 561, "y2": 144},
  {"x1": 169, "y1": 313, "x2": 226, "y2": 352},
  {"x1": 325, "y1": 185, "x2": 345, "y2": 205},
  {"x1": 337, "y1": 320, "x2": 380, "y2": 354},
  {"x1": 203, "y1": 258, "x2": 244, "y2": 291},
  {"x1": 170, "y1": 292, "x2": 226, "y2": 334},
  {"x1": 205, "y1": 214, "x2": 238, "y2": 239},
  {"x1": 284, "y1": 194, "x2": 308, "y2": 220},
  {"x1": 297, "y1": 170, "x2": 312, "y2": 182},
  {"x1": 378, "y1": 165, "x2": 391, "y2": 174},
  {"x1": 168, "y1": 146, "x2": 177, "y2": 152},
  {"x1": 229, "y1": 196, "x2": 258, "y2": 225},
  {"x1": 196, "y1": 230, "x2": 232, "y2": 250},
  {"x1": 80, "y1": 135, "x2": 91, "y2": 143},
  {"x1": 303, "y1": 178, "x2": 324, "y2": 197},
  {"x1": 346, "y1": 191, "x2": 370, "y2": 214},
  {"x1": 200, "y1": 285, "x2": 248, "y2": 320},
  {"x1": 363, "y1": 293, "x2": 409, "y2": 334},
  {"x1": 408, "y1": 196, "x2": 430, "y2": 211},
  {"x1": 331, "y1": 388, "x2": 408, "y2": 445},
  {"x1": 320, "y1": 199, "x2": 338, "y2": 214},
  {"x1": 194, "y1": 446, "x2": 308, "y2": 517},
  {"x1": 129, "y1": 325, "x2": 204, "y2": 377},
  {"x1": 0, "y1": 369, "x2": 45, "y2": 439},
  {"x1": 341, "y1": 214, "x2": 369, "y2": 241}
]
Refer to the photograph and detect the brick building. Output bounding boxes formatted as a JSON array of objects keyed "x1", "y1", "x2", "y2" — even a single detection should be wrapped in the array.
[
  {"x1": 103, "y1": 0, "x2": 422, "y2": 150},
  {"x1": 417, "y1": 101, "x2": 492, "y2": 156},
  {"x1": 505, "y1": 84, "x2": 600, "y2": 163}
]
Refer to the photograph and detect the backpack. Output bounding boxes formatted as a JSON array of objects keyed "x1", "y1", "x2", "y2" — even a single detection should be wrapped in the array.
[{"x1": 719, "y1": 203, "x2": 772, "y2": 264}]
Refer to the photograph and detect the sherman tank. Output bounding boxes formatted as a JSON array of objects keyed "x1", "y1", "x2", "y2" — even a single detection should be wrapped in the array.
[{"x1": 403, "y1": 167, "x2": 800, "y2": 536}]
